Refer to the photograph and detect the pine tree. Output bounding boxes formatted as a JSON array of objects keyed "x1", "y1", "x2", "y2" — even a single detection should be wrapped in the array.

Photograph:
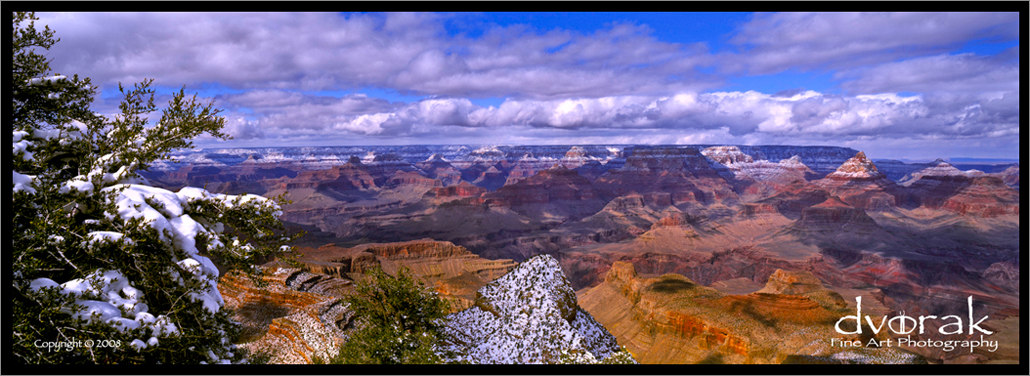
[
  {"x1": 332, "y1": 267, "x2": 452, "y2": 364},
  {"x1": 11, "y1": 12, "x2": 294, "y2": 364}
]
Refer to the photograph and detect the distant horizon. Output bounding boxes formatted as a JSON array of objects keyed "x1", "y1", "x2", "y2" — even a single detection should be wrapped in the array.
[{"x1": 175, "y1": 143, "x2": 1020, "y2": 165}]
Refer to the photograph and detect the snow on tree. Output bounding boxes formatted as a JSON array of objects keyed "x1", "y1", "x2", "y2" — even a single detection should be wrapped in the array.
[{"x1": 11, "y1": 12, "x2": 294, "y2": 364}]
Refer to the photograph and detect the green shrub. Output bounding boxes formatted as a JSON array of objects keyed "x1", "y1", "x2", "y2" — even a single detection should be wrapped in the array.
[{"x1": 331, "y1": 267, "x2": 451, "y2": 364}]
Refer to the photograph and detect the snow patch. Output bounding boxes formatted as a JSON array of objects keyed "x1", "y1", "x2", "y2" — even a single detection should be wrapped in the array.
[
  {"x1": 13, "y1": 171, "x2": 37, "y2": 194},
  {"x1": 31, "y1": 270, "x2": 180, "y2": 340}
]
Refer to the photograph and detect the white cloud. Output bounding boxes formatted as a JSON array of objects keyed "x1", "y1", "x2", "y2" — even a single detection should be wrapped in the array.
[
  {"x1": 728, "y1": 12, "x2": 1018, "y2": 75},
  {"x1": 223, "y1": 117, "x2": 265, "y2": 140},
  {"x1": 837, "y1": 49, "x2": 1019, "y2": 94},
  {"x1": 37, "y1": 12, "x2": 442, "y2": 90},
  {"x1": 334, "y1": 113, "x2": 393, "y2": 135},
  {"x1": 212, "y1": 89, "x2": 1016, "y2": 151},
  {"x1": 32, "y1": 12, "x2": 1019, "y2": 159},
  {"x1": 37, "y1": 12, "x2": 715, "y2": 99}
]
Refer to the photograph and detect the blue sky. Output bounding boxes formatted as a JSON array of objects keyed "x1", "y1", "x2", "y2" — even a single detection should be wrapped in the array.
[{"x1": 33, "y1": 12, "x2": 1021, "y2": 160}]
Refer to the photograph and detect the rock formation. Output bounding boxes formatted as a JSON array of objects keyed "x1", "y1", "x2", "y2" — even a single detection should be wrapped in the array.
[
  {"x1": 702, "y1": 145, "x2": 755, "y2": 165},
  {"x1": 424, "y1": 181, "x2": 488, "y2": 203},
  {"x1": 415, "y1": 154, "x2": 463, "y2": 186},
  {"x1": 703, "y1": 146, "x2": 818, "y2": 199},
  {"x1": 814, "y1": 151, "x2": 908, "y2": 211},
  {"x1": 219, "y1": 268, "x2": 353, "y2": 364},
  {"x1": 751, "y1": 180, "x2": 831, "y2": 219},
  {"x1": 503, "y1": 154, "x2": 548, "y2": 186},
  {"x1": 755, "y1": 269, "x2": 848, "y2": 310},
  {"x1": 462, "y1": 163, "x2": 508, "y2": 190},
  {"x1": 487, "y1": 165, "x2": 604, "y2": 222},
  {"x1": 939, "y1": 176, "x2": 1020, "y2": 217},
  {"x1": 442, "y1": 255, "x2": 627, "y2": 363},
  {"x1": 578, "y1": 263, "x2": 918, "y2": 364},
  {"x1": 902, "y1": 160, "x2": 1019, "y2": 217},
  {"x1": 981, "y1": 261, "x2": 1019, "y2": 292},
  {"x1": 572, "y1": 160, "x2": 611, "y2": 181},
  {"x1": 792, "y1": 196, "x2": 880, "y2": 233},
  {"x1": 992, "y1": 164, "x2": 1019, "y2": 190},
  {"x1": 595, "y1": 147, "x2": 737, "y2": 206},
  {"x1": 292, "y1": 239, "x2": 518, "y2": 310}
]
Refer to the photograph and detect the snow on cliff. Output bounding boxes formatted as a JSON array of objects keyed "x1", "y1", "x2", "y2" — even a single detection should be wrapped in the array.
[
  {"x1": 441, "y1": 254, "x2": 625, "y2": 364},
  {"x1": 823, "y1": 151, "x2": 886, "y2": 180}
]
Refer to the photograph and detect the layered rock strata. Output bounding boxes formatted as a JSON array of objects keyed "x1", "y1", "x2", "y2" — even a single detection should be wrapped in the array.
[
  {"x1": 814, "y1": 151, "x2": 908, "y2": 211},
  {"x1": 578, "y1": 263, "x2": 919, "y2": 364},
  {"x1": 792, "y1": 197, "x2": 880, "y2": 233},
  {"x1": 292, "y1": 239, "x2": 518, "y2": 311},
  {"x1": 220, "y1": 268, "x2": 353, "y2": 364}
]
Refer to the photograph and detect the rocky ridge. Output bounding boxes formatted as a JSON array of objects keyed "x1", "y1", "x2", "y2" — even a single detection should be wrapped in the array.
[
  {"x1": 442, "y1": 255, "x2": 628, "y2": 363},
  {"x1": 814, "y1": 151, "x2": 907, "y2": 211},
  {"x1": 291, "y1": 239, "x2": 518, "y2": 310},
  {"x1": 219, "y1": 268, "x2": 353, "y2": 364},
  {"x1": 901, "y1": 160, "x2": 1020, "y2": 217},
  {"x1": 702, "y1": 146, "x2": 818, "y2": 199},
  {"x1": 578, "y1": 262, "x2": 920, "y2": 364}
]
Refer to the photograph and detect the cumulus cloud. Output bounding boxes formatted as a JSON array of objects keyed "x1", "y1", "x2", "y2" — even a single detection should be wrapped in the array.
[
  {"x1": 197, "y1": 87, "x2": 1018, "y2": 160},
  {"x1": 223, "y1": 117, "x2": 265, "y2": 140},
  {"x1": 213, "y1": 91, "x2": 401, "y2": 138},
  {"x1": 215, "y1": 89, "x2": 1017, "y2": 149},
  {"x1": 789, "y1": 95, "x2": 849, "y2": 129}
]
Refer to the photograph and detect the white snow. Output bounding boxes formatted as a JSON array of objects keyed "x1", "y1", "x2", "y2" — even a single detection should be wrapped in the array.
[
  {"x1": 86, "y1": 231, "x2": 133, "y2": 246},
  {"x1": 12, "y1": 130, "x2": 30, "y2": 142},
  {"x1": 780, "y1": 155, "x2": 803, "y2": 164},
  {"x1": 472, "y1": 146, "x2": 503, "y2": 154},
  {"x1": 32, "y1": 128, "x2": 65, "y2": 140},
  {"x1": 424, "y1": 153, "x2": 449, "y2": 162},
  {"x1": 13, "y1": 132, "x2": 34, "y2": 161},
  {"x1": 23, "y1": 163, "x2": 284, "y2": 361},
  {"x1": 30, "y1": 270, "x2": 179, "y2": 340},
  {"x1": 27, "y1": 75, "x2": 67, "y2": 85},
  {"x1": 824, "y1": 154, "x2": 886, "y2": 180},
  {"x1": 102, "y1": 184, "x2": 278, "y2": 318},
  {"x1": 826, "y1": 170, "x2": 883, "y2": 179},
  {"x1": 59, "y1": 176, "x2": 94, "y2": 195},
  {"x1": 29, "y1": 278, "x2": 60, "y2": 292},
  {"x1": 99, "y1": 184, "x2": 245, "y2": 316},
  {"x1": 701, "y1": 146, "x2": 754, "y2": 165},
  {"x1": 441, "y1": 255, "x2": 623, "y2": 364},
  {"x1": 916, "y1": 162, "x2": 987, "y2": 178},
  {"x1": 130, "y1": 339, "x2": 147, "y2": 350},
  {"x1": 12, "y1": 131, "x2": 38, "y2": 193},
  {"x1": 13, "y1": 171, "x2": 37, "y2": 194}
]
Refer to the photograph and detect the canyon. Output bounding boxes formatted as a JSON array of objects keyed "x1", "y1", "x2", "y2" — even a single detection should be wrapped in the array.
[{"x1": 146, "y1": 144, "x2": 1018, "y2": 364}]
